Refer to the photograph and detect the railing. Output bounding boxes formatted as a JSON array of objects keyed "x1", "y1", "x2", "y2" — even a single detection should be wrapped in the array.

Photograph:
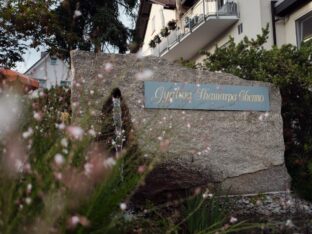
[{"x1": 151, "y1": 0, "x2": 239, "y2": 57}]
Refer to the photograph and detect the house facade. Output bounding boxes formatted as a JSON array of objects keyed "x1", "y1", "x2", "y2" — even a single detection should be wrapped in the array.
[
  {"x1": 24, "y1": 52, "x2": 71, "y2": 89},
  {"x1": 135, "y1": 0, "x2": 312, "y2": 63}
]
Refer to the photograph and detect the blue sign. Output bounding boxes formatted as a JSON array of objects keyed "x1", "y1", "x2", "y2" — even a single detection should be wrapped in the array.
[{"x1": 144, "y1": 81, "x2": 270, "y2": 111}]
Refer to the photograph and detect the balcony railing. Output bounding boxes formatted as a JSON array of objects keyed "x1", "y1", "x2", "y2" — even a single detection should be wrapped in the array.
[{"x1": 152, "y1": 0, "x2": 239, "y2": 58}]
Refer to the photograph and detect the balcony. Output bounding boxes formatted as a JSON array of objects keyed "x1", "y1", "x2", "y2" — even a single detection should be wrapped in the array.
[{"x1": 152, "y1": 0, "x2": 239, "y2": 61}]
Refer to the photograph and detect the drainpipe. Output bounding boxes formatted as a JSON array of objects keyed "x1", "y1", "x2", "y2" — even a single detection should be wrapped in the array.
[
  {"x1": 203, "y1": 0, "x2": 206, "y2": 20},
  {"x1": 271, "y1": 1, "x2": 277, "y2": 46}
]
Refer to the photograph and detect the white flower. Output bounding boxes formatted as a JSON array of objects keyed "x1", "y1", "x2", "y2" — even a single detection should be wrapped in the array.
[
  {"x1": 33, "y1": 112, "x2": 42, "y2": 121},
  {"x1": 230, "y1": 216, "x2": 238, "y2": 223},
  {"x1": 55, "y1": 172, "x2": 63, "y2": 180},
  {"x1": 25, "y1": 197, "x2": 32, "y2": 205},
  {"x1": 285, "y1": 219, "x2": 294, "y2": 227},
  {"x1": 72, "y1": 102, "x2": 79, "y2": 108},
  {"x1": 27, "y1": 184, "x2": 32, "y2": 192},
  {"x1": 88, "y1": 129, "x2": 96, "y2": 137},
  {"x1": 54, "y1": 154, "x2": 65, "y2": 166},
  {"x1": 103, "y1": 158, "x2": 116, "y2": 168},
  {"x1": 71, "y1": 216, "x2": 80, "y2": 225},
  {"x1": 22, "y1": 128, "x2": 33, "y2": 139},
  {"x1": 202, "y1": 192, "x2": 213, "y2": 199},
  {"x1": 120, "y1": 203, "x2": 127, "y2": 210},
  {"x1": 61, "y1": 138, "x2": 68, "y2": 148},
  {"x1": 135, "y1": 69, "x2": 154, "y2": 81},
  {"x1": 84, "y1": 163, "x2": 93, "y2": 175},
  {"x1": 66, "y1": 126, "x2": 84, "y2": 140},
  {"x1": 56, "y1": 123, "x2": 66, "y2": 130},
  {"x1": 74, "y1": 10, "x2": 82, "y2": 18},
  {"x1": 157, "y1": 136, "x2": 163, "y2": 141},
  {"x1": 15, "y1": 159, "x2": 24, "y2": 173}
]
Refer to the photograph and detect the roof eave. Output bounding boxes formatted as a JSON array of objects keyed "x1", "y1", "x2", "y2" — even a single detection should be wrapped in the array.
[{"x1": 275, "y1": 0, "x2": 311, "y2": 17}]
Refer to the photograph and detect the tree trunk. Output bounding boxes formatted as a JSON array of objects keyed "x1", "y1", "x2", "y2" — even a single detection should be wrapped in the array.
[{"x1": 94, "y1": 42, "x2": 101, "y2": 53}]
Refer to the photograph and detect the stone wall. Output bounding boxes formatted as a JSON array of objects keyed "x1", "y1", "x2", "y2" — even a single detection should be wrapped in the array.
[{"x1": 70, "y1": 51, "x2": 290, "y2": 199}]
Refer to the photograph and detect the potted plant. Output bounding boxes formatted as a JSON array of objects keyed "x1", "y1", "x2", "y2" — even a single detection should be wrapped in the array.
[
  {"x1": 153, "y1": 35, "x2": 161, "y2": 44},
  {"x1": 167, "y1": 20, "x2": 177, "y2": 30},
  {"x1": 149, "y1": 39, "x2": 156, "y2": 48},
  {"x1": 160, "y1": 27, "x2": 170, "y2": 37}
]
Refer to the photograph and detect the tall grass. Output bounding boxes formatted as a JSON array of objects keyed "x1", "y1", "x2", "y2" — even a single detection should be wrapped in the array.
[{"x1": 0, "y1": 87, "x2": 265, "y2": 233}]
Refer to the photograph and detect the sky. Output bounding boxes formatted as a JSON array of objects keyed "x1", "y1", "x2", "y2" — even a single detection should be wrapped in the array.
[{"x1": 15, "y1": 9, "x2": 135, "y2": 73}]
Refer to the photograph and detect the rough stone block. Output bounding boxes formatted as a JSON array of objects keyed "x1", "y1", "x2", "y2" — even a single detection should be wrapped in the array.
[{"x1": 70, "y1": 51, "x2": 290, "y2": 199}]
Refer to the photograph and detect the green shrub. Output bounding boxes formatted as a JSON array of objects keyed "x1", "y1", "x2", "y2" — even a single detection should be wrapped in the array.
[{"x1": 202, "y1": 26, "x2": 312, "y2": 200}]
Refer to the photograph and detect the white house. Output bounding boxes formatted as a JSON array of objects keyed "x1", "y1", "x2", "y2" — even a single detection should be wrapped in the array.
[
  {"x1": 24, "y1": 52, "x2": 71, "y2": 89},
  {"x1": 135, "y1": 0, "x2": 312, "y2": 63}
]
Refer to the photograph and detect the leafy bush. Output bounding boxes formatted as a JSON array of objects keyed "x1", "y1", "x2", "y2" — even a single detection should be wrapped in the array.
[{"x1": 202, "y1": 26, "x2": 312, "y2": 200}]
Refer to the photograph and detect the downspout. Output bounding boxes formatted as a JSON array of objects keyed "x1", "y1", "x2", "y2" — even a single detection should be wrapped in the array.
[{"x1": 271, "y1": 1, "x2": 277, "y2": 46}]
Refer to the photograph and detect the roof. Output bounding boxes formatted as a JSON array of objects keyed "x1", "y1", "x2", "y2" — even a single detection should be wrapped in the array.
[
  {"x1": 24, "y1": 52, "x2": 50, "y2": 75},
  {"x1": 150, "y1": 0, "x2": 176, "y2": 8},
  {"x1": 133, "y1": 0, "x2": 153, "y2": 52},
  {"x1": 0, "y1": 69, "x2": 39, "y2": 91},
  {"x1": 274, "y1": 0, "x2": 311, "y2": 17}
]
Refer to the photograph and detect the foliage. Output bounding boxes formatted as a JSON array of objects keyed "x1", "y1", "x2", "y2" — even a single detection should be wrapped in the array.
[
  {"x1": 202, "y1": 25, "x2": 312, "y2": 200},
  {"x1": 149, "y1": 40, "x2": 156, "y2": 48},
  {"x1": 168, "y1": 20, "x2": 177, "y2": 30},
  {"x1": 179, "y1": 58, "x2": 197, "y2": 69},
  {"x1": 153, "y1": 35, "x2": 161, "y2": 44},
  {"x1": 160, "y1": 27, "x2": 170, "y2": 37},
  {"x1": 0, "y1": 87, "x2": 145, "y2": 233},
  {"x1": 0, "y1": 23, "x2": 27, "y2": 68},
  {"x1": 0, "y1": 0, "x2": 138, "y2": 67},
  {"x1": 183, "y1": 195, "x2": 227, "y2": 233},
  {"x1": 0, "y1": 87, "x2": 268, "y2": 233}
]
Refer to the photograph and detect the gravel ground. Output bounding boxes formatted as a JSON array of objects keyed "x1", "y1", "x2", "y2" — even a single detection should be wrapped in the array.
[{"x1": 223, "y1": 191, "x2": 312, "y2": 233}]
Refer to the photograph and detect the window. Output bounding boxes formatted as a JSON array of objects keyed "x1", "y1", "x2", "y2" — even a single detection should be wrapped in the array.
[
  {"x1": 37, "y1": 79, "x2": 47, "y2": 88},
  {"x1": 238, "y1": 23, "x2": 243, "y2": 35},
  {"x1": 60, "y1": 80, "x2": 71, "y2": 87},
  {"x1": 296, "y1": 11, "x2": 312, "y2": 46},
  {"x1": 50, "y1": 57, "x2": 57, "y2": 65}
]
